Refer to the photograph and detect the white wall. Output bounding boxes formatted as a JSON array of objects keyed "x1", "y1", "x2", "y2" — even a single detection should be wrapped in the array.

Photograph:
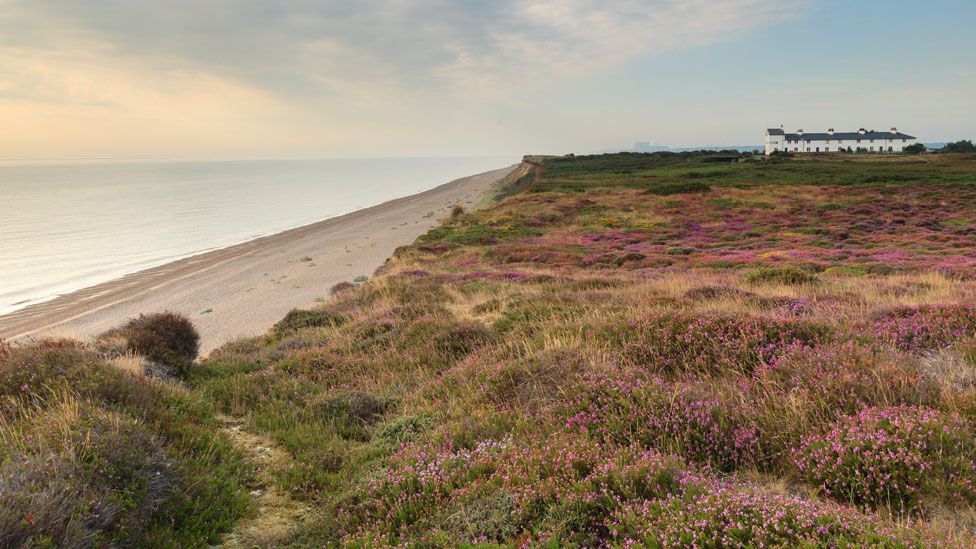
[
  {"x1": 771, "y1": 132, "x2": 917, "y2": 154},
  {"x1": 764, "y1": 133, "x2": 785, "y2": 155}
]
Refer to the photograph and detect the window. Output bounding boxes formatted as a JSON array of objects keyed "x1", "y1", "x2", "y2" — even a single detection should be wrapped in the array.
[
  {"x1": 902, "y1": 139, "x2": 907, "y2": 142},
  {"x1": 825, "y1": 147, "x2": 830, "y2": 152},
  {"x1": 806, "y1": 147, "x2": 810, "y2": 152},
  {"x1": 856, "y1": 139, "x2": 861, "y2": 143},
  {"x1": 870, "y1": 146, "x2": 874, "y2": 151}
]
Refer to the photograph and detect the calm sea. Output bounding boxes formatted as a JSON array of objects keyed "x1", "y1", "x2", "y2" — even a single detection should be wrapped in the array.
[{"x1": 0, "y1": 156, "x2": 513, "y2": 315}]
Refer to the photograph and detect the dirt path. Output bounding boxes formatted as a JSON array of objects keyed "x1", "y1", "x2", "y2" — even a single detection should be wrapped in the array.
[{"x1": 215, "y1": 414, "x2": 313, "y2": 547}]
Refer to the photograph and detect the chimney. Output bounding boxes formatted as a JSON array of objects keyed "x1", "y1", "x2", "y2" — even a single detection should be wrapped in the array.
[
  {"x1": 890, "y1": 127, "x2": 898, "y2": 134},
  {"x1": 858, "y1": 128, "x2": 866, "y2": 135},
  {"x1": 827, "y1": 128, "x2": 834, "y2": 135},
  {"x1": 797, "y1": 129, "x2": 804, "y2": 135}
]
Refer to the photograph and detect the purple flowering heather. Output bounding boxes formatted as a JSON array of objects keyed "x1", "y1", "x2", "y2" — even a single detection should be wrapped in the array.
[{"x1": 793, "y1": 405, "x2": 976, "y2": 511}]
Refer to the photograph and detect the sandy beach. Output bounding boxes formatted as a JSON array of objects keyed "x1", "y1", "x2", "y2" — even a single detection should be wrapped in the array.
[{"x1": 0, "y1": 165, "x2": 515, "y2": 355}]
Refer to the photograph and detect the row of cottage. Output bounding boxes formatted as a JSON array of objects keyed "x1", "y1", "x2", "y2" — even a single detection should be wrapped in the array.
[{"x1": 764, "y1": 127, "x2": 917, "y2": 155}]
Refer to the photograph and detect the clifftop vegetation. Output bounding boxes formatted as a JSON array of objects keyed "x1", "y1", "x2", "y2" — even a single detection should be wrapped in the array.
[{"x1": 4, "y1": 151, "x2": 976, "y2": 546}]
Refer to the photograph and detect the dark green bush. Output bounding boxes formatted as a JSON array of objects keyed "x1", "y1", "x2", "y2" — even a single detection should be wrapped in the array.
[
  {"x1": 745, "y1": 266, "x2": 819, "y2": 285},
  {"x1": 644, "y1": 181, "x2": 711, "y2": 196},
  {"x1": 114, "y1": 312, "x2": 200, "y2": 376},
  {"x1": 273, "y1": 309, "x2": 347, "y2": 338}
]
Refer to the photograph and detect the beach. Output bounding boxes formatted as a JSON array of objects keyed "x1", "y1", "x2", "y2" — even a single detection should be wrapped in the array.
[{"x1": 0, "y1": 165, "x2": 515, "y2": 354}]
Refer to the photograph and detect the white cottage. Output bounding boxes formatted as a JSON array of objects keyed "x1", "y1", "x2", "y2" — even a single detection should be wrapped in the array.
[{"x1": 765, "y1": 127, "x2": 917, "y2": 155}]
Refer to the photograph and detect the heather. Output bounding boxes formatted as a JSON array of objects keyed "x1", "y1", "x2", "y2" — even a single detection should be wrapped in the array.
[
  {"x1": 4, "y1": 152, "x2": 976, "y2": 544},
  {"x1": 794, "y1": 405, "x2": 976, "y2": 512}
]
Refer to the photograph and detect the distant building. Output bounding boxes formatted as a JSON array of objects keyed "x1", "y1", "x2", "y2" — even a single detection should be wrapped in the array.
[
  {"x1": 634, "y1": 141, "x2": 670, "y2": 153},
  {"x1": 764, "y1": 127, "x2": 917, "y2": 155}
]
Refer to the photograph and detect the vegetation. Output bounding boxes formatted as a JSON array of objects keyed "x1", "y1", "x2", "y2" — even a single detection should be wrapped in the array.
[
  {"x1": 100, "y1": 312, "x2": 200, "y2": 378},
  {"x1": 4, "y1": 151, "x2": 976, "y2": 545},
  {"x1": 940, "y1": 140, "x2": 976, "y2": 153},
  {"x1": 904, "y1": 142, "x2": 927, "y2": 154}
]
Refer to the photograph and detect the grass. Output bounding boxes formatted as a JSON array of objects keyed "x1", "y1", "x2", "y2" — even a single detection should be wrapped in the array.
[{"x1": 4, "y1": 151, "x2": 976, "y2": 545}]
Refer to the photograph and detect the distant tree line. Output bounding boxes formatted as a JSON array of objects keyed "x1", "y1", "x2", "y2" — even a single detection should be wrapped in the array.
[{"x1": 939, "y1": 140, "x2": 976, "y2": 153}]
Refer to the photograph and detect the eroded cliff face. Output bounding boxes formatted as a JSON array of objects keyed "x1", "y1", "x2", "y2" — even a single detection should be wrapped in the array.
[{"x1": 477, "y1": 155, "x2": 550, "y2": 207}]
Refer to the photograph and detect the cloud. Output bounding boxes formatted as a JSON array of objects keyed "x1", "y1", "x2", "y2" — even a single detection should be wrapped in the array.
[
  {"x1": 0, "y1": 0, "x2": 805, "y2": 155},
  {"x1": 1, "y1": 0, "x2": 802, "y2": 99}
]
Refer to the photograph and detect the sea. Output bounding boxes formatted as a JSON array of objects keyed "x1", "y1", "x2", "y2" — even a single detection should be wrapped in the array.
[{"x1": 0, "y1": 156, "x2": 514, "y2": 315}]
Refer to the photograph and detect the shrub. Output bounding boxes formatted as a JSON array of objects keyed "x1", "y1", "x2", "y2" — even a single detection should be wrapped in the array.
[
  {"x1": 940, "y1": 140, "x2": 976, "y2": 153},
  {"x1": 273, "y1": 308, "x2": 347, "y2": 338},
  {"x1": 748, "y1": 342, "x2": 938, "y2": 463},
  {"x1": 903, "y1": 143, "x2": 926, "y2": 154},
  {"x1": 873, "y1": 305, "x2": 976, "y2": 352},
  {"x1": 0, "y1": 396, "x2": 174, "y2": 546},
  {"x1": 110, "y1": 313, "x2": 199, "y2": 376},
  {"x1": 683, "y1": 285, "x2": 755, "y2": 301},
  {"x1": 329, "y1": 281, "x2": 355, "y2": 295},
  {"x1": 450, "y1": 204, "x2": 465, "y2": 218},
  {"x1": 346, "y1": 435, "x2": 700, "y2": 545},
  {"x1": 567, "y1": 376, "x2": 759, "y2": 471},
  {"x1": 608, "y1": 484, "x2": 915, "y2": 546},
  {"x1": 619, "y1": 312, "x2": 832, "y2": 375},
  {"x1": 745, "y1": 266, "x2": 819, "y2": 285},
  {"x1": 793, "y1": 405, "x2": 976, "y2": 511},
  {"x1": 644, "y1": 181, "x2": 711, "y2": 196}
]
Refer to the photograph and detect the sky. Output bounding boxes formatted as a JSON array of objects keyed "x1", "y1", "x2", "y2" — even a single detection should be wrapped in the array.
[{"x1": 0, "y1": 0, "x2": 973, "y2": 158}]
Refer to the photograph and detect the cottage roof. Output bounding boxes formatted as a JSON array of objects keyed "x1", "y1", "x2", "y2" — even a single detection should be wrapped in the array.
[{"x1": 783, "y1": 131, "x2": 916, "y2": 141}]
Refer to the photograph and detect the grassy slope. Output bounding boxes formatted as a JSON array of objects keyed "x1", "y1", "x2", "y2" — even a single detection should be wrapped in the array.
[
  {"x1": 5, "y1": 151, "x2": 976, "y2": 546},
  {"x1": 190, "y1": 152, "x2": 976, "y2": 545}
]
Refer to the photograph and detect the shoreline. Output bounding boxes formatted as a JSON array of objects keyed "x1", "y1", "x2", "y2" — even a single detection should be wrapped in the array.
[{"x1": 0, "y1": 165, "x2": 516, "y2": 355}]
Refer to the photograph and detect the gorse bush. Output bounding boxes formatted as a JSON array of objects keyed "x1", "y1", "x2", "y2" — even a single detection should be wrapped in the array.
[
  {"x1": 793, "y1": 405, "x2": 976, "y2": 512},
  {"x1": 112, "y1": 312, "x2": 200, "y2": 376}
]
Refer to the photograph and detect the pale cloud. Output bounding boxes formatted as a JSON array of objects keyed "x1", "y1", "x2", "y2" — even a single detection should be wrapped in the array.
[{"x1": 0, "y1": 0, "x2": 805, "y2": 156}]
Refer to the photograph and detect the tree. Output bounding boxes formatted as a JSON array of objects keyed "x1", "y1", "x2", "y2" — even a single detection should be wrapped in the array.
[
  {"x1": 941, "y1": 140, "x2": 976, "y2": 153},
  {"x1": 903, "y1": 143, "x2": 926, "y2": 154}
]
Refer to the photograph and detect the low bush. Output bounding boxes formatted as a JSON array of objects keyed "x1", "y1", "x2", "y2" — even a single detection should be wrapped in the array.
[
  {"x1": 0, "y1": 341, "x2": 251, "y2": 544},
  {"x1": 329, "y1": 281, "x2": 355, "y2": 295},
  {"x1": 793, "y1": 405, "x2": 976, "y2": 512},
  {"x1": 567, "y1": 375, "x2": 759, "y2": 471},
  {"x1": 273, "y1": 308, "x2": 347, "y2": 338},
  {"x1": 107, "y1": 312, "x2": 199, "y2": 377},
  {"x1": 0, "y1": 397, "x2": 174, "y2": 547},
  {"x1": 643, "y1": 181, "x2": 711, "y2": 196},
  {"x1": 683, "y1": 285, "x2": 755, "y2": 301},
  {"x1": 608, "y1": 484, "x2": 916, "y2": 547},
  {"x1": 873, "y1": 305, "x2": 976, "y2": 352},
  {"x1": 747, "y1": 342, "x2": 938, "y2": 464},
  {"x1": 618, "y1": 312, "x2": 832, "y2": 375},
  {"x1": 745, "y1": 266, "x2": 819, "y2": 286},
  {"x1": 346, "y1": 435, "x2": 700, "y2": 545}
]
